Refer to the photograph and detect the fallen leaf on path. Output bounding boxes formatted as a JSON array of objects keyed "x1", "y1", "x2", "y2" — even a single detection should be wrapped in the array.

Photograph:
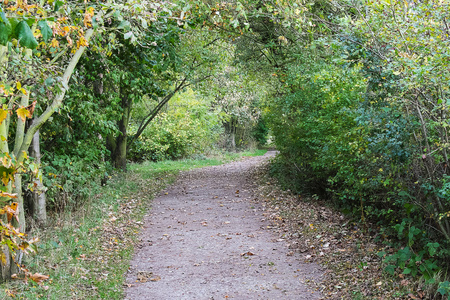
[{"x1": 241, "y1": 251, "x2": 254, "y2": 256}]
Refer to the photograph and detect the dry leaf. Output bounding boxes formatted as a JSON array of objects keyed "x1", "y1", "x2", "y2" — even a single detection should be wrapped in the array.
[{"x1": 28, "y1": 273, "x2": 49, "y2": 284}]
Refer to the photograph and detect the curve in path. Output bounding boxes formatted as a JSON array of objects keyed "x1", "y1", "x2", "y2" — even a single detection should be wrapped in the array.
[{"x1": 125, "y1": 152, "x2": 322, "y2": 299}]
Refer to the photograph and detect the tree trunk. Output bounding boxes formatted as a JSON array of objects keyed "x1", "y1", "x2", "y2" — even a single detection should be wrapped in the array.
[
  {"x1": 230, "y1": 131, "x2": 236, "y2": 151},
  {"x1": 29, "y1": 128, "x2": 47, "y2": 226},
  {"x1": 0, "y1": 103, "x2": 13, "y2": 282},
  {"x1": 13, "y1": 87, "x2": 30, "y2": 233},
  {"x1": 224, "y1": 119, "x2": 236, "y2": 151},
  {"x1": 112, "y1": 95, "x2": 132, "y2": 171}
]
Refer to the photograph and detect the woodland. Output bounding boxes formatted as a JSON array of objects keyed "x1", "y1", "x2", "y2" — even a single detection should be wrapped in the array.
[{"x1": 1, "y1": 0, "x2": 450, "y2": 298}]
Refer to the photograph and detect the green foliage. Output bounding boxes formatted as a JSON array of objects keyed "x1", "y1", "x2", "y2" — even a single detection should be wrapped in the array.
[
  {"x1": 15, "y1": 21, "x2": 37, "y2": 50},
  {"x1": 129, "y1": 88, "x2": 222, "y2": 161},
  {"x1": 437, "y1": 281, "x2": 450, "y2": 298},
  {"x1": 252, "y1": 118, "x2": 269, "y2": 146},
  {"x1": 267, "y1": 53, "x2": 365, "y2": 194},
  {"x1": 129, "y1": 111, "x2": 219, "y2": 162},
  {"x1": 255, "y1": 0, "x2": 450, "y2": 290},
  {"x1": 41, "y1": 152, "x2": 109, "y2": 211}
]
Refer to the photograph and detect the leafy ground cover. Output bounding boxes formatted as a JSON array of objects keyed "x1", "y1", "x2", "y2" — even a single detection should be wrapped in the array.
[
  {"x1": 0, "y1": 150, "x2": 266, "y2": 299},
  {"x1": 253, "y1": 161, "x2": 442, "y2": 300}
]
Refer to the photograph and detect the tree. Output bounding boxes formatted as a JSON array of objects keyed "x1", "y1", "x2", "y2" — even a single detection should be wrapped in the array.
[{"x1": 0, "y1": 0, "x2": 185, "y2": 281}]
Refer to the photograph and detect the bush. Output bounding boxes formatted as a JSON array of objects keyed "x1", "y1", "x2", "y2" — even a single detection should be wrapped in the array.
[
  {"x1": 128, "y1": 112, "x2": 219, "y2": 162},
  {"x1": 266, "y1": 49, "x2": 450, "y2": 281}
]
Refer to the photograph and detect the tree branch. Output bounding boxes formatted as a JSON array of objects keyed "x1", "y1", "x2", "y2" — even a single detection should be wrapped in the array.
[{"x1": 17, "y1": 28, "x2": 95, "y2": 163}]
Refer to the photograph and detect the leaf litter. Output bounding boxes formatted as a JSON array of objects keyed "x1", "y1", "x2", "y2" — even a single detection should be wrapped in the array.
[{"x1": 252, "y1": 160, "x2": 428, "y2": 299}]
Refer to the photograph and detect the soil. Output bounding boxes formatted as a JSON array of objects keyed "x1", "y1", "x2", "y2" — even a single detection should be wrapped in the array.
[{"x1": 124, "y1": 151, "x2": 323, "y2": 299}]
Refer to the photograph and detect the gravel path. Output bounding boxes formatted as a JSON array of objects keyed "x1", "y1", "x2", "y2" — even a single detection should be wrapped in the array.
[{"x1": 125, "y1": 151, "x2": 323, "y2": 299}]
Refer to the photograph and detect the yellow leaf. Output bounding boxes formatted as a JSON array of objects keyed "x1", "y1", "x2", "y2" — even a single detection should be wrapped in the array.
[
  {"x1": 50, "y1": 38, "x2": 59, "y2": 48},
  {"x1": 16, "y1": 107, "x2": 31, "y2": 122},
  {"x1": 1, "y1": 175, "x2": 9, "y2": 186},
  {"x1": 10, "y1": 202, "x2": 18, "y2": 211},
  {"x1": 0, "y1": 109, "x2": 8, "y2": 125},
  {"x1": 0, "y1": 252, "x2": 6, "y2": 265},
  {"x1": 16, "y1": 81, "x2": 21, "y2": 90}
]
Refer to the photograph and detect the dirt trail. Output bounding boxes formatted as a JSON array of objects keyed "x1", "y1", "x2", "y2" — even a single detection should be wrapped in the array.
[{"x1": 125, "y1": 151, "x2": 323, "y2": 299}]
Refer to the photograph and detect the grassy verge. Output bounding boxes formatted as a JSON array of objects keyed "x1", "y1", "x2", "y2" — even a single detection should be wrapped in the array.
[{"x1": 0, "y1": 149, "x2": 266, "y2": 299}]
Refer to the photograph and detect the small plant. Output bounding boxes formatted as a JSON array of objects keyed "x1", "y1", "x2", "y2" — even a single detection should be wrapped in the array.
[{"x1": 437, "y1": 281, "x2": 450, "y2": 298}]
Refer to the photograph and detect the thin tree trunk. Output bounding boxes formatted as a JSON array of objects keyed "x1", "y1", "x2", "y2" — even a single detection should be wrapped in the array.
[
  {"x1": 13, "y1": 87, "x2": 30, "y2": 233},
  {"x1": 30, "y1": 127, "x2": 47, "y2": 226},
  {"x1": 0, "y1": 97, "x2": 12, "y2": 282},
  {"x1": 113, "y1": 95, "x2": 132, "y2": 171}
]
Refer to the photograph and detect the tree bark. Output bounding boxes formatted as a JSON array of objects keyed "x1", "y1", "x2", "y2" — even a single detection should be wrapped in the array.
[
  {"x1": 13, "y1": 86, "x2": 30, "y2": 233},
  {"x1": 224, "y1": 119, "x2": 236, "y2": 151},
  {"x1": 29, "y1": 127, "x2": 47, "y2": 226},
  {"x1": 112, "y1": 94, "x2": 132, "y2": 171}
]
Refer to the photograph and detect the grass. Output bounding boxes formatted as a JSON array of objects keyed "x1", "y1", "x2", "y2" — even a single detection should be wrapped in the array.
[
  {"x1": 130, "y1": 149, "x2": 268, "y2": 177},
  {"x1": 0, "y1": 149, "x2": 267, "y2": 299}
]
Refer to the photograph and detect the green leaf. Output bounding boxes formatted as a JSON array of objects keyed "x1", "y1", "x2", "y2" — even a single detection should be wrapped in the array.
[
  {"x1": 384, "y1": 265, "x2": 395, "y2": 275},
  {"x1": 118, "y1": 20, "x2": 131, "y2": 30},
  {"x1": 0, "y1": 7, "x2": 7, "y2": 24},
  {"x1": 403, "y1": 267, "x2": 411, "y2": 274},
  {"x1": 427, "y1": 242, "x2": 439, "y2": 256},
  {"x1": 15, "y1": 21, "x2": 38, "y2": 49},
  {"x1": 437, "y1": 287, "x2": 447, "y2": 296},
  {"x1": 139, "y1": 17, "x2": 148, "y2": 29},
  {"x1": 45, "y1": 77, "x2": 54, "y2": 86},
  {"x1": 377, "y1": 251, "x2": 386, "y2": 258},
  {"x1": 124, "y1": 32, "x2": 133, "y2": 40},
  {"x1": 8, "y1": 18, "x2": 19, "y2": 37},
  {"x1": 38, "y1": 20, "x2": 52, "y2": 42},
  {"x1": 437, "y1": 281, "x2": 450, "y2": 296},
  {"x1": 54, "y1": 0, "x2": 64, "y2": 12},
  {"x1": 25, "y1": 18, "x2": 36, "y2": 27},
  {"x1": 92, "y1": 16, "x2": 100, "y2": 29},
  {"x1": 0, "y1": 22, "x2": 11, "y2": 45}
]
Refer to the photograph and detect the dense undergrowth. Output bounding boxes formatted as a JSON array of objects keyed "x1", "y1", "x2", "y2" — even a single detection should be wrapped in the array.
[{"x1": 266, "y1": 50, "x2": 450, "y2": 298}]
